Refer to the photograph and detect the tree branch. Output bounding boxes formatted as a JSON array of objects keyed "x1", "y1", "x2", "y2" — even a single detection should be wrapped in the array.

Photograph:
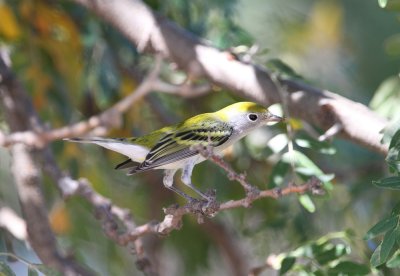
[
  {"x1": 71, "y1": 0, "x2": 388, "y2": 155},
  {"x1": 59, "y1": 165, "x2": 322, "y2": 248},
  {"x1": 152, "y1": 80, "x2": 211, "y2": 98},
  {"x1": 0, "y1": 55, "x2": 162, "y2": 148},
  {"x1": 0, "y1": 53, "x2": 95, "y2": 276}
]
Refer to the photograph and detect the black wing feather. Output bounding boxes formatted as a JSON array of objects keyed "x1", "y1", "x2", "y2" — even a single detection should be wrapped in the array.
[
  {"x1": 115, "y1": 158, "x2": 137, "y2": 170},
  {"x1": 129, "y1": 122, "x2": 233, "y2": 174}
]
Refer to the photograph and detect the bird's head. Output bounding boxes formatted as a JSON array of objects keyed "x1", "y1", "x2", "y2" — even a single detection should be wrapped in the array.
[{"x1": 215, "y1": 102, "x2": 283, "y2": 133}]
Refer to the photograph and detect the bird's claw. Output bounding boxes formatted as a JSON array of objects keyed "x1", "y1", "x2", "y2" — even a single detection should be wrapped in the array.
[{"x1": 185, "y1": 191, "x2": 219, "y2": 218}]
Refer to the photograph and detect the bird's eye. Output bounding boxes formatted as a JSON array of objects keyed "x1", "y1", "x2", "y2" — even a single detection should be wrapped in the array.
[{"x1": 248, "y1": 114, "x2": 258, "y2": 121}]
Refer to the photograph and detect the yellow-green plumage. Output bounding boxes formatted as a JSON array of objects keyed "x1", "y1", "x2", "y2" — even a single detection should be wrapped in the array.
[{"x1": 131, "y1": 102, "x2": 266, "y2": 148}]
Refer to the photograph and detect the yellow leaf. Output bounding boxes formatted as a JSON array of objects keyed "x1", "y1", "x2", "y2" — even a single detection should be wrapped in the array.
[
  {"x1": 120, "y1": 75, "x2": 137, "y2": 96},
  {"x1": 25, "y1": 64, "x2": 52, "y2": 109},
  {"x1": 309, "y1": 1, "x2": 343, "y2": 47},
  {"x1": 49, "y1": 202, "x2": 71, "y2": 235},
  {"x1": 21, "y1": 1, "x2": 83, "y2": 99},
  {"x1": 0, "y1": 4, "x2": 21, "y2": 40}
]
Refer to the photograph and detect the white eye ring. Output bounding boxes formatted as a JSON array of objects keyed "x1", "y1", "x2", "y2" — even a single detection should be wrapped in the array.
[{"x1": 248, "y1": 114, "x2": 258, "y2": 121}]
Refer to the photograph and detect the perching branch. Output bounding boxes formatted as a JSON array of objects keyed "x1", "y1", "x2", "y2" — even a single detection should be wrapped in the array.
[
  {"x1": 59, "y1": 155, "x2": 323, "y2": 247},
  {"x1": 71, "y1": 0, "x2": 388, "y2": 155}
]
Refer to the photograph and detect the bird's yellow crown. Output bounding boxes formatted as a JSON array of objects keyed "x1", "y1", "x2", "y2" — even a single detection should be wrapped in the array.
[
  {"x1": 214, "y1": 102, "x2": 267, "y2": 120},
  {"x1": 218, "y1": 102, "x2": 267, "y2": 113}
]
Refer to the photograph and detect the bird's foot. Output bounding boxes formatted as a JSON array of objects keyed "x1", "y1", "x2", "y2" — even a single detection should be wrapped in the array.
[{"x1": 186, "y1": 190, "x2": 219, "y2": 219}]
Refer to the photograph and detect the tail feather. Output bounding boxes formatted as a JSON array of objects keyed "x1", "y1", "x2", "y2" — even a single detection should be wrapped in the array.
[
  {"x1": 127, "y1": 167, "x2": 140, "y2": 175},
  {"x1": 64, "y1": 137, "x2": 149, "y2": 161},
  {"x1": 115, "y1": 158, "x2": 137, "y2": 170},
  {"x1": 64, "y1": 137, "x2": 126, "y2": 143}
]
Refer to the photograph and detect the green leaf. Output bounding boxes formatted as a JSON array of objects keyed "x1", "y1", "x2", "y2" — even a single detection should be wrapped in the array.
[
  {"x1": 371, "y1": 244, "x2": 384, "y2": 267},
  {"x1": 294, "y1": 138, "x2": 336, "y2": 155},
  {"x1": 313, "y1": 270, "x2": 325, "y2": 276},
  {"x1": 282, "y1": 150, "x2": 334, "y2": 186},
  {"x1": 0, "y1": 262, "x2": 16, "y2": 276},
  {"x1": 315, "y1": 244, "x2": 349, "y2": 265},
  {"x1": 266, "y1": 133, "x2": 289, "y2": 154},
  {"x1": 391, "y1": 202, "x2": 400, "y2": 215},
  {"x1": 365, "y1": 215, "x2": 397, "y2": 240},
  {"x1": 282, "y1": 151, "x2": 322, "y2": 174},
  {"x1": 386, "y1": 148, "x2": 400, "y2": 173},
  {"x1": 389, "y1": 128, "x2": 400, "y2": 150},
  {"x1": 373, "y1": 176, "x2": 400, "y2": 190},
  {"x1": 328, "y1": 261, "x2": 370, "y2": 275},
  {"x1": 387, "y1": 250, "x2": 400, "y2": 268},
  {"x1": 370, "y1": 76, "x2": 400, "y2": 119},
  {"x1": 381, "y1": 119, "x2": 400, "y2": 145},
  {"x1": 298, "y1": 194, "x2": 315, "y2": 213},
  {"x1": 279, "y1": 257, "x2": 295, "y2": 275},
  {"x1": 380, "y1": 227, "x2": 397, "y2": 263},
  {"x1": 386, "y1": 128, "x2": 400, "y2": 173}
]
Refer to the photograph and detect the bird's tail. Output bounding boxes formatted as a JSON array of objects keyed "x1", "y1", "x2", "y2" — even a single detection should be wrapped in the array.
[
  {"x1": 64, "y1": 137, "x2": 127, "y2": 144},
  {"x1": 64, "y1": 137, "x2": 149, "y2": 163}
]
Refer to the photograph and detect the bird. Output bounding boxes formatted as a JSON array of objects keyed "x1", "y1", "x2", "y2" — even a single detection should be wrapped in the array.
[{"x1": 65, "y1": 102, "x2": 283, "y2": 202}]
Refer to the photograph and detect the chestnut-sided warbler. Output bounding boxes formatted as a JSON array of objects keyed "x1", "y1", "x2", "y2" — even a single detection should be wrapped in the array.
[{"x1": 66, "y1": 102, "x2": 282, "y2": 201}]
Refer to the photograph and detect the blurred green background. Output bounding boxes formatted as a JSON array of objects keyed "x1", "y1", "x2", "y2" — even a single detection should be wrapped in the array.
[{"x1": 0, "y1": 0, "x2": 399, "y2": 275}]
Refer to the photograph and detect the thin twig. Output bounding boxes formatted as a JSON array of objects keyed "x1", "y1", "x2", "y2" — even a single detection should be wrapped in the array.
[
  {"x1": 60, "y1": 177, "x2": 158, "y2": 275},
  {"x1": 152, "y1": 80, "x2": 211, "y2": 98},
  {"x1": 196, "y1": 145, "x2": 259, "y2": 206},
  {"x1": 63, "y1": 170, "x2": 322, "y2": 245},
  {"x1": 318, "y1": 122, "x2": 343, "y2": 141},
  {"x1": 248, "y1": 254, "x2": 279, "y2": 276},
  {"x1": 0, "y1": 55, "x2": 163, "y2": 148}
]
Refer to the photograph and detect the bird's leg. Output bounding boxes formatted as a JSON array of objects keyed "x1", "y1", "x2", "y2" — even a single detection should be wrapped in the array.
[
  {"x1": 181, "y1": 162, "x2": 212, "y2": 202},
  {"x1": 163, "y1": 169, "x2": 195, "y2": 202}
]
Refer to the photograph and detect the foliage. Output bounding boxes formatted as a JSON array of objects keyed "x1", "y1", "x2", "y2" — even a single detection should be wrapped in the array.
[
  {"x1": 274, "y1": 231, "x2": 370, "y2": 275},
  {"x1": 0, "y1": 0, "x2": 399, "y2": 275},
  {"x1": 0, "y1": 253, "x2": 61, "y2": 276},
  {"x1": 366, "y1": 122, "x2": 400, "y2": 268},
  {"x1": 370, "y1": 76, "x2": 400, "y2": 121}
]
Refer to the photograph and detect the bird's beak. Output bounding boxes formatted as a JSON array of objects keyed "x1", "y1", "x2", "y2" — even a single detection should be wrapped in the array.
[{"x1": 268, "y1": 113, "x2": 284, "y2": 122}]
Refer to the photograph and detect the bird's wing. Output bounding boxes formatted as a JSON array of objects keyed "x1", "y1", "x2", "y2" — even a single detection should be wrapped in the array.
[{"x1": 128, "y1": 120, "x2": 233, "y2": 174}]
